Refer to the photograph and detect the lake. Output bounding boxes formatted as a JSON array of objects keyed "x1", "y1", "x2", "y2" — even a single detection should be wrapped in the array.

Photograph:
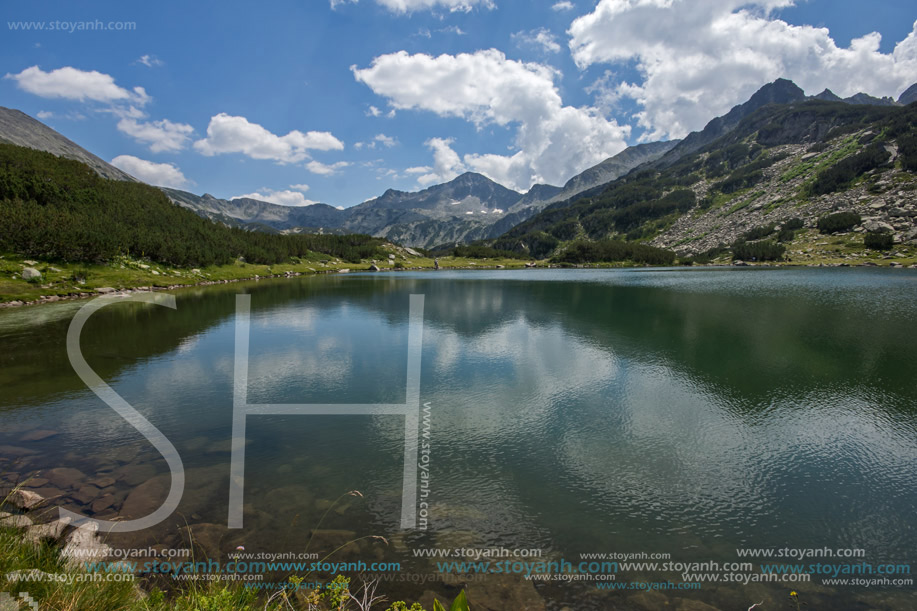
[{"x1": 1, "y1": 268, "x2": 915, "y2": 610}]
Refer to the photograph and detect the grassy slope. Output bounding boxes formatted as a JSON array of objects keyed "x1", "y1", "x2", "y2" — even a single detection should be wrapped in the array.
[{"x1": 0, "y1": 253, "x2": 532, "y2": 305}]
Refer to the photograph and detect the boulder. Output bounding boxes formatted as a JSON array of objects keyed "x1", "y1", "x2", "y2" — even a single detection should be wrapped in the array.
[
  {"x1": 44, "y1": 467, "x2": 86, "y2": 489},
  {"x1": 4, "y1": 489, "x2": 45, "y2": 510},
  {"x1": 95, "y1": 287, "x2": 117, "y2": 294},
  {"x1": 115, "y1": 462, "x2": 157, "y2": 485},
  {"x1": 120, "y1": 474, "x2": 169, "y2": 519},
  {"x1": 24, "y1": 517, "x2": 71, "y2": 544},
  {"x1": 71, "y1": 484, "x2": 102, "y2": 504},
  {"x1": 21, "y1": 268, "x2": 41, "y2": 280},
  {"x1": 369, "y1": 264, "x2": 380, "y2": 271},
  {"x1": 863, "y1": 220, "x2": 894, "y2": 233},
  {"x1": 61, "y1": 523, "x2": 111, "y2": 567},
  {"x1": 0, "y1": 513, "x2": 33, "y2": 528}
]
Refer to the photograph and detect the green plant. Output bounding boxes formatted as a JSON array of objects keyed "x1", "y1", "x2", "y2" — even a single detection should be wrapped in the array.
[
  {"x1": 731, "y1": 239, "x2": 786, "y2": 261},
  {"x1": 864, "y1": 231, "x2": 894, "y2": 250},
  {"x1": 387, "y1": 590, "x2": 470, "y2": 611},
  {"x1": 817, "y1": 212, "x2": 861, "y2": 234}
]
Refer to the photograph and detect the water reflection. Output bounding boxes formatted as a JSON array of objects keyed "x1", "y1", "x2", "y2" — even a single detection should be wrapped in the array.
[{"x1": 1, "y1": 269, "x2": 916, "y2": 610}]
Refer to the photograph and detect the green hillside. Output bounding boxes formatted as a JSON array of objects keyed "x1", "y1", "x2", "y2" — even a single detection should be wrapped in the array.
[
  {"x1": 0, "y1": 144, "x2": 388, "y2": 267},
  {"x1": 492, "y1": 101, "x2": 917, "y2": 263}
]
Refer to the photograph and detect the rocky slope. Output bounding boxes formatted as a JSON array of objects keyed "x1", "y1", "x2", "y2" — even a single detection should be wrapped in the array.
[
  {"x1": 0, "y1": 106, "x2": 135, "y2": 181},
  {"x1": 494, "y1": 79, "x2": 917, "y2": 263}
]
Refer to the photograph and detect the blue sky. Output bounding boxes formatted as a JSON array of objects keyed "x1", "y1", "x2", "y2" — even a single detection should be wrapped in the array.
[{"x1": 2, "y1": 0, "x2": 916, "y2": 207}]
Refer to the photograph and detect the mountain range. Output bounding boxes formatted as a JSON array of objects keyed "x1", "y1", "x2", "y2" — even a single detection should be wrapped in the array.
[
  {"x1": 1, "y1": 77, "x2": 915, "y2": 255},
  {"x1": 0, "y1": 106, "x2": 678, "y2": 248}
]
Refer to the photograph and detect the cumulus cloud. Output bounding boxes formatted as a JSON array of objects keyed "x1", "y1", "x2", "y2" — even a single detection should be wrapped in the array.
[
  {"x1": 5, "y1": 65, "x2": 150, "y2": 105},
  {"x1": 117, "y1": 117, "x2": 193, "y2": 153},
  {"x1": 417, "y1": 137, "x2": 467, "y2": 186},
  {"x1": 111, "y1": 155, "x2": 191, "y2": 188},
  {"x1": 194, "y1": 113, "x2": 343, "y2": 163},
  {"x1": 512, "y1": 28, "x2": 562, "y2": 53},
  {"x1": 552, "y1": 1, "x2": 574, "y2": 10},
  {"x1": 306, "y1": 160, "x2": 351, "y2": 175},
  {"x1": 234, "y1": 188, "x2": 316, "y2": 206},
  {"x1": 569, "y1": 1, "x2": 917, "y2": 140},
  {"x1": 353, "y1": 49, "x2": 630, "y2": 190}
]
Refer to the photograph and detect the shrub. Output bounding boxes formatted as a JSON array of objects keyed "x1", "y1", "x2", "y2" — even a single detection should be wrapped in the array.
[
  {"x1": 864, "y1": 231, "x2": 894, "y2": 250},
  {"x1": 742, "y1": 223, "x2": 776, "y2": 241},
  {"x1": 450, "y1": 244, "x2": 526, "y2": 259},
  {"x1": 553, "y1": 239, "x2": 676, "y2": 266},
  {"x1": 808, "y1": 142, "x2": 891, "y2": 195},
  {"x1": 782, "y1": 217, "x2": 805, "y2": 230},
  {"x1": 817, "y1": 212, "x2": 861, "y2": 234},
  {"x1": 731, "y1": 239, "x2": 786, "y2": 261},
  {"x1": 777, "y1": 228, "x2": 797, "y2": 243}
]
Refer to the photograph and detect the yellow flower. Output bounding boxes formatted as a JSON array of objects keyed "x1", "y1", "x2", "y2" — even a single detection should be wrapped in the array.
[{"x1": 790, "y1": 591, "x2": 798, "y2": 597}]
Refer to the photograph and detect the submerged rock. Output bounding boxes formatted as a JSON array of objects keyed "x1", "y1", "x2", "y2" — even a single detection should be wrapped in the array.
[{"x1": 19, "y1": 429, "x2": 59, "y2": 442}]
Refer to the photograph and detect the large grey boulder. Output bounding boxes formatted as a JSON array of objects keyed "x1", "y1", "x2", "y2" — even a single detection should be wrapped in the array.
[{"x1": 21, "y1": 267, "x2": 41, "y2": 280}]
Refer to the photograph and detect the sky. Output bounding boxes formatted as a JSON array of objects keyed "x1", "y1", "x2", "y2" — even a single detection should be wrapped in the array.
[{"x1": 2, "y1": 0, "x2": 916, "y2": 208}]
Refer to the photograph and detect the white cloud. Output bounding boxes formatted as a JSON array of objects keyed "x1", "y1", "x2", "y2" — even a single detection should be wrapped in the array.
[
  {"x1": 552, "y1": 1, "x2": 574, "y2": 10},
  {"x1": 512, "y1": 28, "x2": 562, "y2": 53},
  {"x1": 369, "y1": 0, "x2": 494, "y2": 13},
  {"x1": 117, "y1": 117, "x2": 193, "y2": 153},
  {"x1": 234, "y1": 189, "x2": 316, "y2": 206},
  {"x1": 367, "y1": 105, "x2": 383, "y2": 117},
  {"x1": 111, "y1": 155, "x2": 191, "y2": 189},
  {"x1": 405, "y1": 165, "x2": 432, "y2": 174},
  {"x1": 194, "y1": 113, "x2": 344, "y2": 163},
  {"x1": 353, "y1": 49, "x2": 630, "y2": 190},
  {"x1": 569, "y1": 1, "x2": 917, "y2": 140},
  {"x1": 374, "y1": 133, "x2": 397, "y2": 147},
  {"x1": 439, "y1": 25, "x2": 467, "y2": 35},
  {"x1": 306, "y1": 160, "x2": 351, "y2": 175},
  {"x1": 5, "y1": 65, "x2": 150, "y2": 105},
  {"x1": 289, "y1": 183, "x2": 311, "y2": 192},
  {"x1": 136, "y1": 54, "x2": 164, "y2": 68},
  {"x1": 417, "y1": 137, "x2": 466, "y2": 186},
  {"x1": 354, "y1": 133, "x2": 399, "y2": 150},
  {"x1": 35, "y1": 110, "x2": 86, "y2": 121}
]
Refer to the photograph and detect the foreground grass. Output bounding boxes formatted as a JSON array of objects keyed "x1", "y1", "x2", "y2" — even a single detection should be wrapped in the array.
[
  {"x1": 0, "y1": 251, "x2": 532, "y2": 304},
  {"x1": 2, "y1": 523, "x2": 466, "y2": 611}
]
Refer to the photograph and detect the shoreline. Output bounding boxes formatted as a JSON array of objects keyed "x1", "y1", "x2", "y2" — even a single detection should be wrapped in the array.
[{"x1": 2, "y1": 258, "x2": 916, "y2": 310}]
